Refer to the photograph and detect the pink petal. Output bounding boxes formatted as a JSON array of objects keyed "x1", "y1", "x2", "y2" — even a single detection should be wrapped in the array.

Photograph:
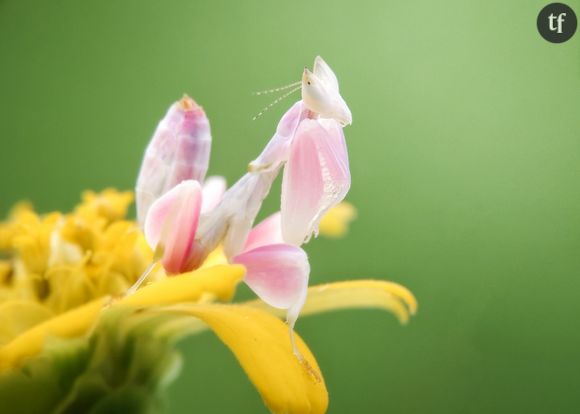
[
  {"x1": 232, "y1": 244, "x2": 309, "y2": 321},
  {"x1": 144, "y1": 180, "x2": 202, "y2": 274},
  {"x1": 248, "y1": 101, "x2": 305, "y2": 172},
  {"x1": 201, "y1": 175, "x2": 227, "y2": 214},
  {"x1": 243, "y1": 212, "x2": 283, "y2": 252},
  {"x1": 281, "y1": 118, "x2": 350, "y2": 246}
]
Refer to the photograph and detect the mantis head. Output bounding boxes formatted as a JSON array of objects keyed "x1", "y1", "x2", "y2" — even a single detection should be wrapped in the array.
[{"x1": 301, "y1": 56, "x2": 352, "y2": 126}]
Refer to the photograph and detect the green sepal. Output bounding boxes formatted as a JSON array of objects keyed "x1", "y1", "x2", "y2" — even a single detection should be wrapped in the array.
[{"x1": 0, "y1": 305, "x2": 198, "y2": 414}]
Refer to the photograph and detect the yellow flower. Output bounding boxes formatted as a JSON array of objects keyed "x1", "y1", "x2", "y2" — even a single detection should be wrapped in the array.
[
  {"x1": 0, "y1": 191, "x2": 416, "y2": 414},
  {"x1": 318, "y1": 201, "x2": 357, "y2": 238}
]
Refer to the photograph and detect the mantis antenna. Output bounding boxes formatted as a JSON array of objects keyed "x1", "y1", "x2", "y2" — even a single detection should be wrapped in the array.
[
  {"x1": 252, "y1": 85, "x2": 301, "y2": 120},
  {"x1": 252, "y1": 80, "x2": 301, "y2": 96}
]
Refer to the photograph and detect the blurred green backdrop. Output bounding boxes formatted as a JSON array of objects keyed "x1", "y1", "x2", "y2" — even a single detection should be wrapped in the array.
[{"x1": 1, "y1": 0, "x2": 580, "y2": 412}]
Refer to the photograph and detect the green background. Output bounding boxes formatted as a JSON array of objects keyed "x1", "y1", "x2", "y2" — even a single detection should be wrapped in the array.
[{"x1": 1, "y1": 0, "x2": 579, "y2": 412}]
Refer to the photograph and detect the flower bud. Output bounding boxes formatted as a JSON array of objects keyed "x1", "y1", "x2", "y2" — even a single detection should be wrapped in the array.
[{"x1": 136, "y1": 96, "x2": 211, "y2": 226}]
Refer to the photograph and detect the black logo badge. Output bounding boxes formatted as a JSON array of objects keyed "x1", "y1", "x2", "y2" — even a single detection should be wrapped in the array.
[{"x1": 537, "y1": 3, "x2": 577, "y2": 43}]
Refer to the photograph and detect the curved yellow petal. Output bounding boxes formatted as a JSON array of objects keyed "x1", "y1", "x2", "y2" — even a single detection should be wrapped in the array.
[
  {"x1": 120, "y1": 264, "x2": 244, "y2": 307},
  {"x1": 0, "y1": 298, "x2": 106, "y2": 371},
  {"x1": 0, "y1": 264, "x2": 245, "y2": 371},
  {"x1": 318, "y1": 201, "x2": 357, "y2": 238},
  {"x1": 0, "y1": 301, "x2": 54, "y2": 345},
  {"x1": 169, "y1": 304, "x2": 328, "y2": 414},
  {"x1": 248, "y1": 279, "x2": 417, "y2": 324},
  {"x1": 164, "y1": 278, "x2": 417, "y2": 339}
]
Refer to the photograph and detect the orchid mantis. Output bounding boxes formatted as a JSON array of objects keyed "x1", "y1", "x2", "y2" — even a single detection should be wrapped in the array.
[{"x1": 134, "y1": 55, "x2": 352, "y2": 356}]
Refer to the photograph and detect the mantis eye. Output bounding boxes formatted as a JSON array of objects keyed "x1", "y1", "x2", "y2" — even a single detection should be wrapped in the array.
[{"x1": 301, "y1": 68, "x2": 315, "y2": 87}]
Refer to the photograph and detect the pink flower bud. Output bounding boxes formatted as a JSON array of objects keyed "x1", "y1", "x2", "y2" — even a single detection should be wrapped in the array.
[{"x1": 136, "y1": 96, "x2": 211, "y2": 226}]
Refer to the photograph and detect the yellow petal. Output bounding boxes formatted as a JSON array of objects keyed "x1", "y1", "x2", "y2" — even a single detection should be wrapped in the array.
[
  {"x1": 0, "y1": 264, "x2": 245, "y2": 371},
  {"x1": 121, "y1": 264, "x2": 244, "y2": 307},
  {"x1": 75, "y1": 188, "x2": 134, "y2": 223},
  {"x1": 0, "y1": 298, "x2": 106, "y2": 371},
  {"x1": 160, "y1": 277, "x2": 417, "y2": 342},
  {"x1": 199, "y1": 246, "x2": 228, "y2": 268},
  {"x1": 169, "y1": 304, "x2": 328, "y2": 414},
  {"x1": 318, "y1": 201, "x2": 357, "y2": 238},
  {"x1": 248, "y1": 279, "x2": 417, "y2": 324},
  {"x1": 0, "y1": 301, "x2": 54, "y2": 345},
  {"x1": 0, "y1": 261, "x2": 11, "y2": 284}
]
